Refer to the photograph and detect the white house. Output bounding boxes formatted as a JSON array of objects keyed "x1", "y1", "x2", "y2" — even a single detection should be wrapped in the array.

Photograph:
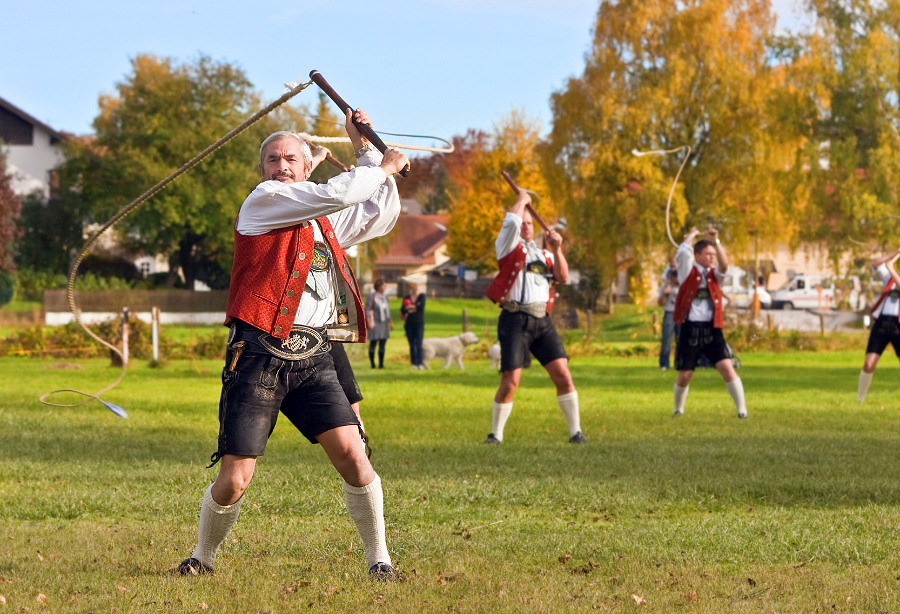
[{"x1": 0, "y1": 95, "x2": 67, "y2": 199}]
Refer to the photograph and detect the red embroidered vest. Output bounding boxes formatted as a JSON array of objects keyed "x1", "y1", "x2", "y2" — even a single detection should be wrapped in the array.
[
  {"x1": 870, "y1": 278, "x2": 900, "y2": 320},
  {"x1": 673, "y1": 266, "x2": 724, "y2": 328},
  {"x1": 225, "y1": 216, "x2": 366, "y2": 342},
  {"x1": 484, "y1": 242, "x2": 556, "y2": 313}
]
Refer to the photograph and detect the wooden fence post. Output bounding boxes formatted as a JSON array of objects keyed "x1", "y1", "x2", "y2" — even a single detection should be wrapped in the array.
[{"x1": 152, "y1": 306, "x2": 160, "y2": 362}]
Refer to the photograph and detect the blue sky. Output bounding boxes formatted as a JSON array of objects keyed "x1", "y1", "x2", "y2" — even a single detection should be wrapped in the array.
[{"x1": 3, "y1": 1, "x2": 808, "y2": 149}]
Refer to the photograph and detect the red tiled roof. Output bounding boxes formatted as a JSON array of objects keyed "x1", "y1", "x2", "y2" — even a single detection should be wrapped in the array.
[{"x1": 375, "y1": 213, "x2": 449, "y2": 267}]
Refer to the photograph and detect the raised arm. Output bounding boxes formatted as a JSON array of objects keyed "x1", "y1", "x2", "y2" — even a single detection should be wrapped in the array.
[
  {"x1": 544, "y1": 230, "x2": 569, "y2": 283},
  {"x1": 870, "y1": 248, "x2": 900, "y2": 271},
  {"x1": 878, "y1": 248, "x2": 900, "y2": 288},
  {"x1": 345, "y1": 109, "x2": 408, "y2": 177},
  {"x1": 706, "y1": 228, "x2": 729, "y2": 274}
]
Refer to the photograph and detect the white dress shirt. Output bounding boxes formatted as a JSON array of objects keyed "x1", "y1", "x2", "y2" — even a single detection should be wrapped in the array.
[
  {"x1": 873, "y1": 263, "x2": 900, "y2": 318},
  {"x1": 235, "y1": 150, "x2": 401, "y2": 328},
  {"x1": 496, "y1": 212, "x2": 555, "y2": 305},
  {"x1": 676, "y1": 241, "x2": 726, "y2": 323}
]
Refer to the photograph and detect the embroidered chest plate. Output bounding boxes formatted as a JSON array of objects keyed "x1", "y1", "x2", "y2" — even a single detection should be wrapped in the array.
[
  {"x1": 526, "y1": 260, "x2": 549, "y2": 277},
  {"x1": 310, "y1": 242, "x2": 330, "y2": 272}
]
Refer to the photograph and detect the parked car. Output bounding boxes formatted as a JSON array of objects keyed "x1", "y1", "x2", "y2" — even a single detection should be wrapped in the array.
[
  {"x1": 770, "y1": 274, "x2": 859, "y2": 310},
  {"x1": 720, "y1": 266, "x2": 772, "y2": 310}
]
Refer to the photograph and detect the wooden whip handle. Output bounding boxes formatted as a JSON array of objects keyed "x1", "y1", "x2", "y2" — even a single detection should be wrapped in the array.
[
  {"x1": 500, "y1": 171, "x2": 549, "y2": 232},
  {"x1": 309, "y1": 70, "x2": 410, "y2": 177},
  {"x1": 324, "y1": 152, "x2": 350, "y2": 173}
]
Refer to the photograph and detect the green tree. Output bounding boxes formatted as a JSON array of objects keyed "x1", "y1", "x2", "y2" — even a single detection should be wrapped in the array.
[
  {"x1": 57, "y1": 54, "x2": 310, "y2": 289},
  {"x1": 0, "y1": 149, "x2": 22, "y2": 272},
  {"x1": 788, "y1": 0, "x2": 900, "y2": 261}
]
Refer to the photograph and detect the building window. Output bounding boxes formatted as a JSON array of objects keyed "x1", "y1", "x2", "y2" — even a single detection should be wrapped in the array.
[{"x1": 139, "y1": 261, "x2": 152, "y2": 278}]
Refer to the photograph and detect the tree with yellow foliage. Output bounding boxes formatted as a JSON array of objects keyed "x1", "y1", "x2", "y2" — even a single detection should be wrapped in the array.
[{"x1": 544, "y1": 0, "x2": 797, "y2": 303}]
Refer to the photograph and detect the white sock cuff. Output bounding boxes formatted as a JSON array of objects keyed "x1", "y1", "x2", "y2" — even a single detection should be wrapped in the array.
[
  {"x1": 492, "y1": 401, "x2": 513, "y2": 412},
  {"x1": 674, "y1": 383, "x2": 689, "y2": 393},
  {"x1": 204, "y1": 483, "x2": 241, "y2": 514},
  {"x1": 343, "y1": 474, "x2": 382, "y2": 496},
  {"x1": 556, "y1": 391, "x2": 578, "y2": 404}
]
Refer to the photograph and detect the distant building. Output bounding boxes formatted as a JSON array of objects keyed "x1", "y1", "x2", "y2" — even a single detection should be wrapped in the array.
[
  {"x1": 0, "y1": 95, "x2": 68, "y2": 199},
  {"x1": 373, "y1": 211, "x2": 450, "y2": 286}
]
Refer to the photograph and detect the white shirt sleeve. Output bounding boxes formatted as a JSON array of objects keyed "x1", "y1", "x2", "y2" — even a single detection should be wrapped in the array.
[
  {"x1": 236, "y1": 149, "x2": 390, "y2": 237},
  {"x1": 875, "y1": 263, "x2": 892, "y2": 286},
  {"x1": 675, "y1": 242, "x2": 694, "y2": 284},
  {"x1": 496, "y1": 212, "x2": 524, "y2": 259}
]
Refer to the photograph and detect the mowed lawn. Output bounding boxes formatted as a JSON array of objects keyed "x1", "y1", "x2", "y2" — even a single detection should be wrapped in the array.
[{"x1": 2, "y1": 339, "x2": 900, "y2": 612}]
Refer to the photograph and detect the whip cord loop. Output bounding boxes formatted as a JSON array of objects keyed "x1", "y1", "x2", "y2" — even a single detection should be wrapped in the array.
[
  {"x1": 632, "y1": 145, "x2": 691, "y2": 248},
  {"x1": 39, "y1": 78, "x2": 316, "y2": 416}
]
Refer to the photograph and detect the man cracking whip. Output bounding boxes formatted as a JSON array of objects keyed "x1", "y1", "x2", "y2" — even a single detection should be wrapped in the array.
[
  {"x1": 173, "y1": 108, "x2": 408, "y2": 581},
  {"x1": 857, "y1": 247, "x2": 900, "y2": 403},
  {"x1": 483, "y1": 188, "x2": 585, "y2": 445},
  {"x1": 672, "y1": 227, "x2": 748, "y2": 418}
]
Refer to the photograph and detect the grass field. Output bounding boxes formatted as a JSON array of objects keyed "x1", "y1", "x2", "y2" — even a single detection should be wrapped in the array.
[{"x1": 2, "y1": 303, "x2": 899, "y2": 612}]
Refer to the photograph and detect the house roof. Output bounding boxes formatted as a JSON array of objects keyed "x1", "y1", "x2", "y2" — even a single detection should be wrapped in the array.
[
  {"x1": 0, "y1": 95, "x2": 67, "y2": 142},
  {"x1": 376, "y1": 213, "x2": 449, "y2": 268}
]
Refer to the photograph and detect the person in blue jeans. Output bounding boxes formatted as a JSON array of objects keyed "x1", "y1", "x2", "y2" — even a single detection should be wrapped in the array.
[
  {"x1": 400, "y1": 280, "x2": 426, "y2": 369},
  {"x1": 657, "y1": 255, "x2": 679, "y2": 371}
]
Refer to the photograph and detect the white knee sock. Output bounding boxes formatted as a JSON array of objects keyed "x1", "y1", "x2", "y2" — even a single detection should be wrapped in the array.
[
  {"x1": 725, "y1": 377, "x2": 747, "y2": 417},
  {"x1": 491, "y1": 401, "x2": 513, "y2": 441},
  {"x1": 191, "y1": 483, "x2": 242, "y2": 569},
  {"x1": 343, "y1": 474, "x2": 391, "y2": 568},
  {"x1": 858, "y1": 370, "x2": 873, "y2": 403},
  {"x1": 673, "y1": 384, "x2": 689, "y2": 415},
  {"x1": 557, "y1": 391, "x2": 581, "y2": 436}
]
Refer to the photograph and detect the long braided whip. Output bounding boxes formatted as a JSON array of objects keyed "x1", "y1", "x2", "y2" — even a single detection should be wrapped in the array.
[
  {"x1": 39, "y1": 78, "x2": 316, "y2": 416},
  {"x1": 632, "y1": 145, "x2": 692, "y2": 248}
]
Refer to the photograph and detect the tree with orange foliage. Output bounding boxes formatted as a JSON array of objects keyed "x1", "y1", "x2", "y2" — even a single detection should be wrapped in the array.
[{"x1": 445, "y1": 111, "x2": 553, "y2": 274}]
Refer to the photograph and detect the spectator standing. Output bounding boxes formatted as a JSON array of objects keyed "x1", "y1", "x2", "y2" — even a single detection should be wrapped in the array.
[
  {"x1": 657, "y1": 254, "x2": 680, "y2": 371},
  {"x1": 366, "y1": 278, "x2": 392, "y2": 368},
  {"x1": 401, "y1": 280, "x2": 426, "y2": 370}
]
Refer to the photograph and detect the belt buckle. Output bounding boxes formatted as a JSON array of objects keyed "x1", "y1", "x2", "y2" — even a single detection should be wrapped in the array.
[{"x1": 257, "y1": 327, "x2": 326, "y2": 360}]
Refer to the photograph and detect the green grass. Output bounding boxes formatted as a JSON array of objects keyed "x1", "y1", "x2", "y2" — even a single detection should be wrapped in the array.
[{"x1": 2, "y1": 339, "x2": 900, "y2": 612}]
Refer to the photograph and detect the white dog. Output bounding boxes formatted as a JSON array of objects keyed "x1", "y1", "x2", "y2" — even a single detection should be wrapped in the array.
[
  {"x1": 422, "y1": 331, "x2": 480, "y2": 370},
  {"x1": 488, "y1": 342, "x2": 502, "y2": 370}
]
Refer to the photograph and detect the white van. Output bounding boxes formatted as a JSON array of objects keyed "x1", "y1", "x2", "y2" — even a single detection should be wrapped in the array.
[
  {"x1": 770, "y1": 274, "x2": 835, "y2": 310},
  {"x1": 720, "y1": 266, "x2": 772, "y2": 309}
]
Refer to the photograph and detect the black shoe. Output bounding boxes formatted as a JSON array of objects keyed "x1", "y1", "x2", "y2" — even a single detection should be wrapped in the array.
[
  {"x1": 171, "y1": 557, "x2": 214, "y2": 576},
  {"x1": 483, "y1": 433, "x2": 501, "y2": 445},
  {"x1": 369, "y1": 562, "x2": 397, "y2": 581},
  {"x1": 569, "y1": 431, "x2": 587, "y2": 444}
]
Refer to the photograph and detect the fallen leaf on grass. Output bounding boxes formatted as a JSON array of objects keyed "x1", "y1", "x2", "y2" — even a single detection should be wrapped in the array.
[
  {"x1": 200, "y1": 603, "x2": 208, "y2": 610},
  {"x1": 36, "y1": 593, "x2": 47, "y2": 602},
  {"x1": 558, "y1": 553, "x2": 572, "y2": 564},
  {"x1": 437, "y1": 572, "x2": 465, "y2": 585},
  {"x1": 117, "y1": 585, "x2": 127, "y2": 592},
  {"x1": 684, "y1": 591, "x2": 698, "y2": 602},
  {"x1": 571, "y1": 560, "x2": 599, "y2": 575},
  {"x1": 748, "y1": 578, "x2": 756, "y2": 587},
  {"x1": 632, "y1": 594, "x2": 645, "y2": 605},
  {"x1": 323, "y1": 587, "x2": 338, "y2": 597},
  {"x1": 0, "y1": 594, "x2": 6, "y2": 604}
]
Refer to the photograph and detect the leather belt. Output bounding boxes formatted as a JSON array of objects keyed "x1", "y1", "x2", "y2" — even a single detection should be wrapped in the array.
[
  {"x1": 501, "y1": 300, "x2": 548, "y2": 318},
  {"x1": 228, "y1": 321, "x2": 329, "y2": 361}
]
